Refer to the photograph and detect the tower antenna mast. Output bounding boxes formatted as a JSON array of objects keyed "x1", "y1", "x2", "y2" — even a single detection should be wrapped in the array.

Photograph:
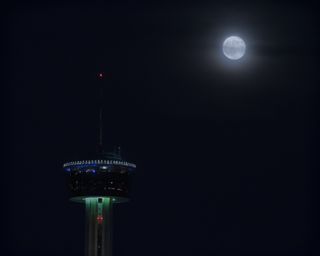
[{"x1": 98, "y1": 72, "x2": 104, "y2": 153}]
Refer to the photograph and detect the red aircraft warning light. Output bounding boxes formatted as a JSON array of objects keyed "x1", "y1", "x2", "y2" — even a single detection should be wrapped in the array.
[{"x1": 97, "y1": 215, "x2": 104, "y2": 224}]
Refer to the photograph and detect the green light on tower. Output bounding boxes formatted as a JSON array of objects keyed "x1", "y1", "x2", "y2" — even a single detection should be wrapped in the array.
[{"x1": 85, "y1": 197, "x2": 113, "y2": 256}]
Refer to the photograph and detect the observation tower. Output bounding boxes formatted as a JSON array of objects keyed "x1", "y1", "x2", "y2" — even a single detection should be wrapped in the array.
[{"x1": 63, "y1": 73, "x2": 136, "y2": 256}]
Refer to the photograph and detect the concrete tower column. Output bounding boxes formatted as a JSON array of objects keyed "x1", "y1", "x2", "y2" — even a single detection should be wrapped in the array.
[{"x1": 85, "y1": 197, "x2": 113, "y2": 256}]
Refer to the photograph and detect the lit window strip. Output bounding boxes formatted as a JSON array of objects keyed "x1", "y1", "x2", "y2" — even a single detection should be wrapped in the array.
[{"x1": 63, "y1": 160, "x2": 136, "y2": 169}]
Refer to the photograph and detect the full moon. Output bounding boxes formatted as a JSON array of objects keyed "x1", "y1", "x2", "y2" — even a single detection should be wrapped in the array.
[{"x1": 223, "y1": 36, "x2": 246, "y2": 60}]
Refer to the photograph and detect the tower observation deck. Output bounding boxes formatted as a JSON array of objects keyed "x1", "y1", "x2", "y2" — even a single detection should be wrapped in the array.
[{"x1": 63, "y1": 72, "x2": 136, "y2": 256}]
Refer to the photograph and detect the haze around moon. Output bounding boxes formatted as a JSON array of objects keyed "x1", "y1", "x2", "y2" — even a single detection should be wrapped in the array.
[{"x1": 223, "y1": 36, "x2": 246, "y2": 60}]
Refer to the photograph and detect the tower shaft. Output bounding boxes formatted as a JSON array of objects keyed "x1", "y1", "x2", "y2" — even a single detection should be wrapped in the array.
[{"x1": 85, "y1": 197, "x2": 113, "y2": 256}]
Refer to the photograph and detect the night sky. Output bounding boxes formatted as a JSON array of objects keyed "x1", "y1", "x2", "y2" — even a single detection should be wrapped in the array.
[{"x1": 3, "y1": 0, "x2": 320, "y2": 256}]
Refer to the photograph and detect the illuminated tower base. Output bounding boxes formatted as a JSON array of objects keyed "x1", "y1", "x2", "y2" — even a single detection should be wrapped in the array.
[{"x1": 85, "y1": 197, "x2": 113, "y2": 256}]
